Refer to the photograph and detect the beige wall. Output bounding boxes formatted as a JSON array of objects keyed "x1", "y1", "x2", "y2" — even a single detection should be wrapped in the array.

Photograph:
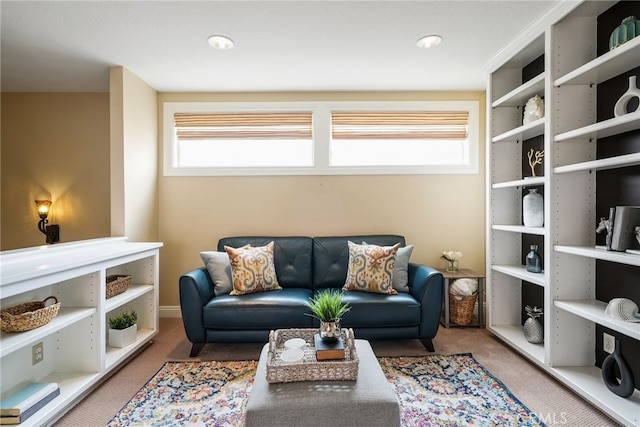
[
  {"x1": 1, "y1": 93, "x2": 111, "y2": 250},
  {"x1": 110, "y1": 67, "x2": 159, "y2": 242},
  {"x1": 158, "y1": 91, "x2": 486, "y2": 308}
]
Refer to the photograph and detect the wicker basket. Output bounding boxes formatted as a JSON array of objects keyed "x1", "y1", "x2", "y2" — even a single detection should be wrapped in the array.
[
  {"x1": 266, "y1": 328, "x2": 359, "y2": 383},
  {"x1": 106, "y1": 275, "x2": 132, "y2": 299},
  {"x1": 449, "y1": 292, "x2": 478, "y2": 326},
  {"x1": 0, "y1": 296, "x2": 60, "y2": 332}
]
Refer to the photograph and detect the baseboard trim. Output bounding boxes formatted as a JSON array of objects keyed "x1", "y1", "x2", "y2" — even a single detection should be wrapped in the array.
[{"x1": 160, "y1": 306, "x2": 182, "y2": 318}]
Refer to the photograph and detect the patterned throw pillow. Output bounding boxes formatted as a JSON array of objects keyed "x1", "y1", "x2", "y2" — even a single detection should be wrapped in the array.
[
  {"x1": 224, "y1": 242, "x2": 282, "y2": 296},
  {"x1": 343, "y1": 241, "x2": 400, "y2": 294}
]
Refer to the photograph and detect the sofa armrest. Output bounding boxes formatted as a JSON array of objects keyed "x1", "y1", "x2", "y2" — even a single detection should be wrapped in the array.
[
  {"x1": 408, "y1": 263, "x2": 443, "y2": 340},
  {"x1": 179, "y1": 267, "x2": 215, "y2": 344}
]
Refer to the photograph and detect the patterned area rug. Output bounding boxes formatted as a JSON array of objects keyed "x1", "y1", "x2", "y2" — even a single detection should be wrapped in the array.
[{"x1": 109, "y1": 354, "x2": 545, "y2": 426}]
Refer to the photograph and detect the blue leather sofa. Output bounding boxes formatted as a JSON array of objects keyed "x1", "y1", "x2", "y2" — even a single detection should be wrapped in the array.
[{"x1": 179, "y1": 235, "x2": 443, "y2": 357}]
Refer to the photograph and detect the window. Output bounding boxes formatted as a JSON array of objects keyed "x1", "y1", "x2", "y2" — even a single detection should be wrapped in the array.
[{"x1": 163, "y1": 101, "x2": 479, "y2": 176}]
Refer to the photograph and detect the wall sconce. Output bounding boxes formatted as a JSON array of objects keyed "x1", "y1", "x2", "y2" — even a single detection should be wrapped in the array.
[{"x1": 35, "y1": 200, "x2": 60, "y2": 244}]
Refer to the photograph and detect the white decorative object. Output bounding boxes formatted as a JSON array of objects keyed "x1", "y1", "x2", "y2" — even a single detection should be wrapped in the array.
[
  {"x1": 605, "y1": 298, "x2": 640, "y2": 323},
  {"x1": 635, "y1": 226, "x2": 640, "y2": 245},
  {"x1": 108, "y1": 324, "x2": 137, "y2": 348},
  {"x1": 523, "y1": 95, "x2": 545, "y2": 125},
  {"x1": 614, "y1": 75, "x2": 640, "y2": 117},
  {"x1": 523, "y1": 189, "x2": 544, "y2": 227},
  {"x1": 284, "y1": 338, "x2": 306, "y2": 349},
  {"x1": 280, "y1": 348, "x2": 305, "y2": 363}
]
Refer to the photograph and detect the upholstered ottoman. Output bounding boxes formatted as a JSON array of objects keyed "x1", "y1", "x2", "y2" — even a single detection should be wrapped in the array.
[{"x1": 245, "y1": 339, "x2": 400, "y2": 427}]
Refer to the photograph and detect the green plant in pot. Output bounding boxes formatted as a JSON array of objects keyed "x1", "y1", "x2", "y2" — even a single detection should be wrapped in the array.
[
  {"x1": 108, "y1": 310, "x2": 138, "y2": 348},
  {"x1": 108, "y1": 310, "x2": 137, "y2": 330},
  {"x1": 306, "y1": 289, "x2": 351, "y2": 341}
]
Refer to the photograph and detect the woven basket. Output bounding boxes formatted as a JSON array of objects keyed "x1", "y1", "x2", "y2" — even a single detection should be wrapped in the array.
[
  {"x1": 266, "y1": 328, "x2": 358, "y2": 383},
  {"x1": 0, "y1": 296, "x2": 60, "y2": 332},
  {"x1": 106, "y1": 275, "x2": 132, "y2": 299},
  {"x1": 449, "y1": 292, "x2": 478, "y2": 326}
]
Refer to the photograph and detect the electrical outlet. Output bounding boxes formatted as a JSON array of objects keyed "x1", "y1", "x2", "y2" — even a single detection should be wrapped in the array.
[
  {"x1": 603, "y1": 332, "x2": 615, "y2": 354},
  {"x1": 32, "y1": 342, "x2": 44, "y2": 365}
]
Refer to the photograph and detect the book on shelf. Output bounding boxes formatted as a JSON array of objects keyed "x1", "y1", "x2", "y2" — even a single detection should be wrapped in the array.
[
  {"x1": 610, "y1": 206, "x2": 640, "y2": 252},
  {"x1": 0, "y1": 384, "x2": 60, "y2": 425},
  {"x1": 0, "y1": 383, "x2": 59, "y2": 416},
  {"x1": 314, "y1": 334, "x2": 345, "y2": 360}
]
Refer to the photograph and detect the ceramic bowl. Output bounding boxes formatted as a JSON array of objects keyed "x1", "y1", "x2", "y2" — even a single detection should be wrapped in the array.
[
  {"x1": 280, "y1": 348, "x2": 304, "y2": 363},
  {"x1": 284, "y1": 338, "x2": 306, "y2": 349}
]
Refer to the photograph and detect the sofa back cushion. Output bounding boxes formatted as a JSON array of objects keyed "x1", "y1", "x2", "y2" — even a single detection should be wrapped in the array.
[
  {"x1": 312, "y1": 235, "x2": 406, "y2": 289},
  {"x1": 218, "y1": 236, "x2": 313, "y2": 289}
]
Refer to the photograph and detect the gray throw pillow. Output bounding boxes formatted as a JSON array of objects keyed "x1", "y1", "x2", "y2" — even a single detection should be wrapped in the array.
[
  {"x1": 392, "y1": 245, "x2": 413, "y2": 293},
  {"x1": 200, "y1": 251, "x2": 233, "y2": 295}
]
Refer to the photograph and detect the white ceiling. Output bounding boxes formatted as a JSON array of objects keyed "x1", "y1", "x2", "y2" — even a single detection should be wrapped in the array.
[{"x1": 1, "y1": 1, "x2": 559, "y2": 93}]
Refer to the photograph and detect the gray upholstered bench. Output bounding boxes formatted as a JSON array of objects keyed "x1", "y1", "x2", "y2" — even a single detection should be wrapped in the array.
[{"x1": 245, "y1": 339, "x2": 400, "y2": 427}]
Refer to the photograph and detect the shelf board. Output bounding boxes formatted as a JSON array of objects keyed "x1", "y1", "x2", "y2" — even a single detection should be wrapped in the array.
[
  {"x1": 492, "y1": 224, "x2": 545, "y2": 236},
  {"x1": 554, "y1": 36, "x2": 640, "y2": 87},
  {"x1": 105, "y1": 328, "x2": 157, "y2": 369},
  {"x1": 492, "y1": 118, "x2": 545, "y2": 143},
  {"x1": 554, "y1": 299, "x2": 640, "y2": 340},
  {"x1": 492, "y1": 73, "x2": 545, "y2": 108},
  {"x1": 492, "y1": 265, "x2": 546, "y2": 287},
  {"x1": 551, "y1": 366, "x2": 640, "y2": 427},
  {"x1": 105, "y1": 284, "x2": 154, "y2": 312},
  {"x1": 555, "y1": 245, "x2": 640, "y2": 267},
  {"x1": 492, "y1": 176, "x2": 545, "y2": 189},
  {"x1": 20, "y1": 371, "x2": 101, "y2": 427},
  {"x1": 554, "y1": 153, "x2": 640, "y2": 174},
  {"x1": 0, "y1": 307, "x2": 96, "y2": 358},
  {"x1": 554, "y1": 111, "x2": 640, "y2": 142},
  {"x1": 487, "y1": 324, "x2": 545, "y2": 365}
]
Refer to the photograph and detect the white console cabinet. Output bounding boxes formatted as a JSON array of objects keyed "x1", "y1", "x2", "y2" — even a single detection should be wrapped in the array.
[{"x1": 0, "y1": 237, "x2": 162, "y2": 426}]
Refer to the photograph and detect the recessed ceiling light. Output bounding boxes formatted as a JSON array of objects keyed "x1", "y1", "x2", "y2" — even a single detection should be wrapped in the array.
[
  {"x1": 416, "y1": 35, "x2": 443, "y2": 48},
  {"x1": 208, "y1": 35, "x2": 234, "y2": 50}
]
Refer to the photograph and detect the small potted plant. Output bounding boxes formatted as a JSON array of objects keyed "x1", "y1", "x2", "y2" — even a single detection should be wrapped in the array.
[
  {"x1": 306, "y1": 289, "x2": 351, "y2": 341},
  {"x1": 108, "y1": 310, "x2": 138, "y2": 348}
]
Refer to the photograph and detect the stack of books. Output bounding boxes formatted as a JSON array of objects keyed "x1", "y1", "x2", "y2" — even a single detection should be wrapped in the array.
[
  {"x1": 0, "y1": 382, "x2": 60, "y2": 425},
  {"x1": 314, "y1": 334, "x2": 345, "y2": 360}
]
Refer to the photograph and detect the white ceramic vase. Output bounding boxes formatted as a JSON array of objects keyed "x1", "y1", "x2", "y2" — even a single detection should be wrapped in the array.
[
  {"x1": 614, "y1": 75, "x2": 640, "y2": 117},
  {"x1": 523, "y1": 189, "x2": 544, "y2": 227}
]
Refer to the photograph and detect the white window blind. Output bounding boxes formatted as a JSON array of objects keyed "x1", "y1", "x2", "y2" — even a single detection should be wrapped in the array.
[
  {"x1": 331, "y1": 111, "x2": 469, "y2": 140},
  {"x1": 174, "y1": 112, "x2": 313, "y2": 140}
]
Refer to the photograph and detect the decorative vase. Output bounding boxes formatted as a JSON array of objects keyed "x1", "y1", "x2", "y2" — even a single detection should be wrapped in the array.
[
  {"x1": 602, "y1": 338, "x2": 635, "y2": 398},
  {"x1": 609, "y1": 16, "x2": 640, "y2": 51},
  {"x1": 523, "y1": 189, "x2": 544, "y2": 227},
  {"x1": 525, "y1": 245, "x2": 542, "y2": 273},
  {"x1": 108, "y1": 324, "x2": 137, "y2": 348},
  {"x1": 319, "y1": 320, "x2": 341, "y2": 342},
  {"x1": 445, "y1": 259, "x2": 459, "y2": 272},
  {"x1": 523, "y1": 306, "x2": 543, "y2": 344},
  {"x1": 614, "y1": 75, "x2": 640, "y2": 117}
]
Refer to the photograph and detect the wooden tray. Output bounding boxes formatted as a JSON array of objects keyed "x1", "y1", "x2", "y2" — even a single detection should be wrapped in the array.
[{"x1": 266, "y1": 328, "x2": 358, "y2": 383}]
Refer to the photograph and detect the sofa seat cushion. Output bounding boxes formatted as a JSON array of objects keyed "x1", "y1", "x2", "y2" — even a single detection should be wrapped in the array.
[
  {"x1": 203, "y1": 288, "x2": 314, "y2": 330},
  {"x1": 338, "y1": 291, "x2": 420, "y2": 328}
]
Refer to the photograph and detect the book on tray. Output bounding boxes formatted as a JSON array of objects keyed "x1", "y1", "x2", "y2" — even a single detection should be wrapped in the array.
[
  {"x1": 0, "y1": 382, "x2": 60, "y2": 425},
  {"x1": 314, "y1": 333, "x2": 345, "y2": 360}
]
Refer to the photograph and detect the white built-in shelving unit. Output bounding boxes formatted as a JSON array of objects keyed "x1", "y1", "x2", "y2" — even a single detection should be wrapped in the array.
[
  {"x1": 0, "y1": 237, "x2": 162, "y2": 426},
  {"x1": 486, "y1": 1, "x2": 640, "y2": 425}
]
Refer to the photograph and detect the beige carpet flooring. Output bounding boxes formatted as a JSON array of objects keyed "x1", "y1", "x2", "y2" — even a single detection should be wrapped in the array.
[{"x1": 54, "y1": 318, "x2": 617, "y2": 426}]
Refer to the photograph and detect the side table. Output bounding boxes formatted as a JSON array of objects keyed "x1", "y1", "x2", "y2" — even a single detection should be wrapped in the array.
[{"x1": 438, "y1": 268, "x2": 485, "y2": 328}]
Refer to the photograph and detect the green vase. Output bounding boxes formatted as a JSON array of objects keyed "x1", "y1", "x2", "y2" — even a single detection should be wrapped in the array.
[{"x1": 609, "y1": 16, "x2": 640, "y2": 51}]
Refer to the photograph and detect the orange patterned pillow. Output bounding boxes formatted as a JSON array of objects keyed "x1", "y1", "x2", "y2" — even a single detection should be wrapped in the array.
[
  {"x1": 224, "y1": 242, "x2": 282, "y2": 295},
  {"x1": 342, "y1": 241, "x2": 400, "y2": 294}
]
